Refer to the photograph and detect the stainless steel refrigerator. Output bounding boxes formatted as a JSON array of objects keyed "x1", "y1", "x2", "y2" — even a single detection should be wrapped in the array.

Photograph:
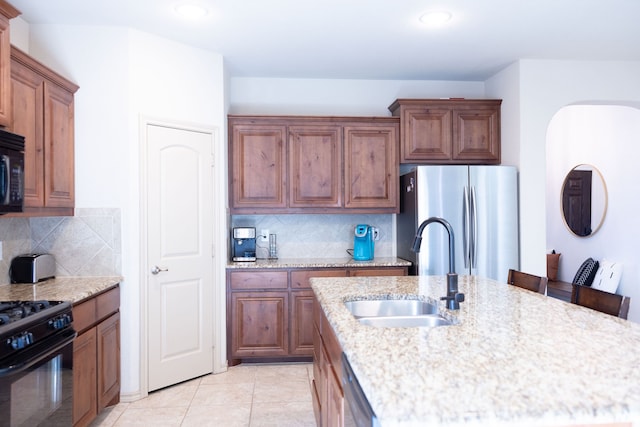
[{"x1": 397, "y1": 166, "x2": 519, "y2": 283}]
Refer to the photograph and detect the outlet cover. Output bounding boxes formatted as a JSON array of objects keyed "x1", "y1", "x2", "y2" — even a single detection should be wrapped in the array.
[{"x1": 259, "y1": 229, "x2": 269, "y2": 242}]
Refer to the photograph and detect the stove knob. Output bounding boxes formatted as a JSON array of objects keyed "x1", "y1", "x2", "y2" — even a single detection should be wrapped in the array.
[
  {"x1": 10, "y1": 337, "x2": 21, "y2": 349},
  {"x1": 9, "y1": 332, "x2": 34, "y2": 349},
  {"x1": 49, "y1": 314, "x2": 72, "y2": 330}
]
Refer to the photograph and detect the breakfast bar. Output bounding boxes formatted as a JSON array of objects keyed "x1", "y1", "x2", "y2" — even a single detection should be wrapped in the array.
[{"x1": 311, "y1": 275, "x2": 640, "y2": 427}]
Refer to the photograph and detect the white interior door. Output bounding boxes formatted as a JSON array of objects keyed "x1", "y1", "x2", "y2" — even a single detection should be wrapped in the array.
[{"x1": 146, "y1": 123, "x2": 214, "y2": 391}]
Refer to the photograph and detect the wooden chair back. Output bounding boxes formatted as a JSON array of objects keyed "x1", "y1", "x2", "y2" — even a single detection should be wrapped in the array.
[
  {"x1": 507, "y1": 269, "x2": 548, "y2": 294},
  {"x1": 570, "y1": 284, "x2": 630, "y2": 319}
]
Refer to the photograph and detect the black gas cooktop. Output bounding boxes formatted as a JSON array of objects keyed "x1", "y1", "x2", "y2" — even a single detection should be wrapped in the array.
[{"x1": 0, "y1": 300, "x2": 73, "y2": 364}]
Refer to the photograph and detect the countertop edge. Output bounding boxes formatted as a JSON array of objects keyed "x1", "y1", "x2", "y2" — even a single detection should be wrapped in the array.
[
  {"x1": 0, "y1": 276, "x2": 123, "y2": 304},
  {"x1": 226, "y1": 257, "x2": 411, "y2": 269}
]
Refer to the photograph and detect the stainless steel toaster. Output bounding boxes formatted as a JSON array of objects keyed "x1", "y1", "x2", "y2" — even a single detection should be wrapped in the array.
[{"x1": 10, "y1": 253, "x2": 56, "y2": 283}]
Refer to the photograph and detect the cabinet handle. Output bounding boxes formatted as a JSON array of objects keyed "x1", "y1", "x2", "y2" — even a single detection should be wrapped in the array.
[{"x1": 151, "y1": 266, "x2": 169, "y2": 275}]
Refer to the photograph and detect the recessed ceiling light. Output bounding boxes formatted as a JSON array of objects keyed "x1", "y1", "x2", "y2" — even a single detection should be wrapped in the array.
[
  {"x1": 419, "y1": 10, "x2": 453, "y2": 27},
  {"x1": 175, "y1": 3, "x2": 209, "y2": 19}
]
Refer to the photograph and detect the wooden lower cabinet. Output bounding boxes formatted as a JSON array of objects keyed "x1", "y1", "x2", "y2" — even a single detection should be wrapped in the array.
[
  {"x1": 230, "y1": 291, "x2": 289, "y2": 359},
  {"x1": 72, "y1": 286, "x2": 121, "y2": 427},
  {"x1": 227, "y1": 266, "x2": 407, "y2": 365},
  {"x1": 97, "y1": 312, "x2": 121, "y2": 410},
  {"x1": 313, "y1": 296, "x2": 345, "y2": 427},
  {"x1": 291, "y1": 290, "x2": 315, "y2": 355},
  {"x1": 73, "y1": 328, "x2": 97, "y2": 426}
]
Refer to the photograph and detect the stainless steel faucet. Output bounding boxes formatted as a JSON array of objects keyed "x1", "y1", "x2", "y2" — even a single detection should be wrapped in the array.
[{"x1": 411, "y1": 217, "x2": 465, "y2": 310}]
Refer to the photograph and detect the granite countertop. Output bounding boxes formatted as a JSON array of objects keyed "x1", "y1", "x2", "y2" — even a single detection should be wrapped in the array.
[
  {"x1": 311, "y1": 275, "x2": 640, "y2": 427},
  {"x1": 226, "y1": 256, "x2": 411, "y2": 269},
  {"x1": 0, "y1": 276, "x2": 123, "y2": 304}
]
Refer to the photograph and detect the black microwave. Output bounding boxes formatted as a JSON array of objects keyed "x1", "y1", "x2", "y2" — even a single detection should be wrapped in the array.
[{"x1": 0, "y1": 128, "x2": 25, "y2": 214}]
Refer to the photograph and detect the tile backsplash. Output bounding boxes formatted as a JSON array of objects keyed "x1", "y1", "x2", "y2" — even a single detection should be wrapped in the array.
[
  {"x1": 0, "y1": 208, "x2": 122, "y2": 284},
  {"x1": 231, "y1": 214, "x2": 394, "y2": 259}
]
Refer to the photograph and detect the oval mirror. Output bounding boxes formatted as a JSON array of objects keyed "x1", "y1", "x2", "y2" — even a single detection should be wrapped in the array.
[{"x1": 561, "y1": 164, "x2": 607, "y2": 237}]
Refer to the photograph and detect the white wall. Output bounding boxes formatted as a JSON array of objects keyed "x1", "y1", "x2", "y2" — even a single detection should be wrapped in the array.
[
  {"x1": 486, "y1": 60, "x2": 640, "y2": 281},
  {"x1": 546, "y1": 105, "x2": 640, "y2": 322},
  {"x1": 24, "y1": 24, "x2": 227, "y2": 398},
  {"x1": 229, "y1": 77, "x2": 486, "y2": 115}
]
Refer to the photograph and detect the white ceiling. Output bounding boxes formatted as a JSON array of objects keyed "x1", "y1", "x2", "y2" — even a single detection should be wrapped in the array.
[{"x1": 9, "y1": 0, "x2": 640, "y2": 81}]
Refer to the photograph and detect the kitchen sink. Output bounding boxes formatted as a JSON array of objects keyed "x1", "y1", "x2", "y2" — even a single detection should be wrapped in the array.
[
  {"x1": 344, "y1": 298, "x2": 439, "y2": 318},
  {"x1": 344, "y1": 298, "x2": 453, "y2": 328},
  {"x1": 358, "y1": 315, "x2": 452, "y2": 328}
]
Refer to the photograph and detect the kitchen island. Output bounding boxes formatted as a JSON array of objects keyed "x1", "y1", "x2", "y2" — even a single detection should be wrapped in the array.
[{"x1": 311, "y1": 274, "x2": 640, "y2": 427}]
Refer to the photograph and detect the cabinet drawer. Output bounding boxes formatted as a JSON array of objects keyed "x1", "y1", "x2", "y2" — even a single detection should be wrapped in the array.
[
  {"x1": 96, "y1": 286, "x2": 120, "y2": 321},
  {"x1": 349, "y1": 267, "x2": 407, "y2": 277},
  {"x1": 229, "y1": 271, "x2": 288, "y2": 290},
  {"x1": 73, "y1": 298, "x2": 97, "y2": 334},
  {"x1": 291, "y1": 269, "x2": 348, "y2": 289}
]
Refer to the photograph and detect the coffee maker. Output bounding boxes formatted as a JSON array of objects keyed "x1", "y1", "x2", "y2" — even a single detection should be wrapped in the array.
[
  {"x1": 353, "y1": 224, "x2": 379, "y2": 261},
  {"x1": 232, "y1": 227, "x2": 257, "y2": 261}
]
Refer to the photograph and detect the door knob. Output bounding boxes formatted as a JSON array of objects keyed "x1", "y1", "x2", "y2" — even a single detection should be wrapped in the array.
[{"x1": 151, "y1": 266, "x2": 168, "y2": 275}]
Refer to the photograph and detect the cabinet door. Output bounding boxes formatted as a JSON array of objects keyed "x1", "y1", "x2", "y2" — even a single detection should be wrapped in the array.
[
  {"x1": 401, "y1": 106, "x2": 452, "y2": 162},
  {"x1": 97, "y1": 312, "x2": 120, "y2": 411},
  {"x1": 10, "y1": 58, "x2": 45, "y2": 207},
  {"x1": 312, "y1": 322, "x2": 324, "y2": 426},
  {"x1": 289, "y1": 125, "x2": 342, "y2": 208},
  {"x1": 452, "y1": 105, "x2": 500, "y2": 163},
  {"x1": 230, "y1": 291, "x2": 289, "y2": 358},
  {"x1": 343, "y1": 123, "x2": 398, "y2": 211},
  {"x1": 326, "y1": 366, "x2": 344, "y2": 427},
  {"x1": 290, "y1": 290, "x2": 315, "y2": 356},
  {"x1": 43, "y1": 82, "x2": 75, "y2": 207},
  {"x1": 0, "y1": 12, "x2": 14, "y2": 127},
  {"x1": 73, "y1": 328, "x2": 98, "y2": 427},
  {"x1": 230, "y1": 123, "x2": 287, "y2": 210}
]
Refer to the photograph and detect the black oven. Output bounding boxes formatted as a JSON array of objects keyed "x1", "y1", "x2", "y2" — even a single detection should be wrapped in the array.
[
  {"x1": 0, "y1": 128, "x2": 25, "y2": 214},
  {"x1": 0, "y1": 301, "x2": 76, "y2": 427}
]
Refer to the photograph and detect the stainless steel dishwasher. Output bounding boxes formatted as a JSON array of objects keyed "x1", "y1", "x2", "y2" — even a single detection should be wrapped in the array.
[{"x1": 341, "y1": 353, "x2": 381, "y2": 427}]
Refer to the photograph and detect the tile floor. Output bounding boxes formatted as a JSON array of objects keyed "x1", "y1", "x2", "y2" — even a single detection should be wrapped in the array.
[{"x1": 90, "y1": 363, "x2": 316, "y2": 427}]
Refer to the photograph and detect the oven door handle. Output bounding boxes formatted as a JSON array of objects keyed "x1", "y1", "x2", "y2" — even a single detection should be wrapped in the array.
[
  {"x1": 0, "y1": 154, "x2": 9, "y2": 204},
  {"x1": 0, "y1": 329, "x2": 77, "y2": 376}
]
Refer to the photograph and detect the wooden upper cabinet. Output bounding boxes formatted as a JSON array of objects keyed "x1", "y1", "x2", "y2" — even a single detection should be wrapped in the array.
[
  {"x1": 10, "y1": 56, "x2": 44, "y2": 206},
  {"x1": 229, "y1": 115, "x2": 399, "y2": 214},
  {"x1": 43, "y1": 79, "x2": 75, "y2": 207},
  {"x1": 453, "y1": 106, "x2": 500, "y2": 162},
  {"x1": 0, "y1": 2, "x2": 20, "y2": 128},
  {"x1": 289, "y1": 125, "x2": 342, "y2": 208},
  {"x1": 229, "y1": 121, "x2": 287, "y2": 209},
  {"x1": 10, "y1": 46, "x2": 79, "y2": 216},
  {"x1": 389, "y1": 99, "x2": 501, "y2": 164},
  {"x1": 399, "y1": 106, "x2": 452, "y2": 161},
  {"x1": 344, "y1": 123, "x2": 398, "y2": 210}
]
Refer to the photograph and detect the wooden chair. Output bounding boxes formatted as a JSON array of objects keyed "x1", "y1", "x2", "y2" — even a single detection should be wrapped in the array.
[
  {"x1": 507, "y1": 269, "x2": 548, "y2": 294},
  {"x1": 570, "y1": 284, "x2": 630, "y2": 319}
]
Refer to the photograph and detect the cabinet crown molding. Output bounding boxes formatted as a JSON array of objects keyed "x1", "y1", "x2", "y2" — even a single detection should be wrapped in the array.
[
  {"x1": 0, "y1": 0, "x2": 20, "y2": 19},
  {"x1": 11, "y1": 45, "x2": 79, "y2": 93}
]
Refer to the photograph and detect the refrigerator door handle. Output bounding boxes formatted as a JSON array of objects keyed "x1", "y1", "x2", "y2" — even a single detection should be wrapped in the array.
[
  {"x1": 463, "y1": 186, "x2": 470, "y2": 269},
  {"x1": 470, "y1": 186, "x2": 478, "y2": 268}
]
